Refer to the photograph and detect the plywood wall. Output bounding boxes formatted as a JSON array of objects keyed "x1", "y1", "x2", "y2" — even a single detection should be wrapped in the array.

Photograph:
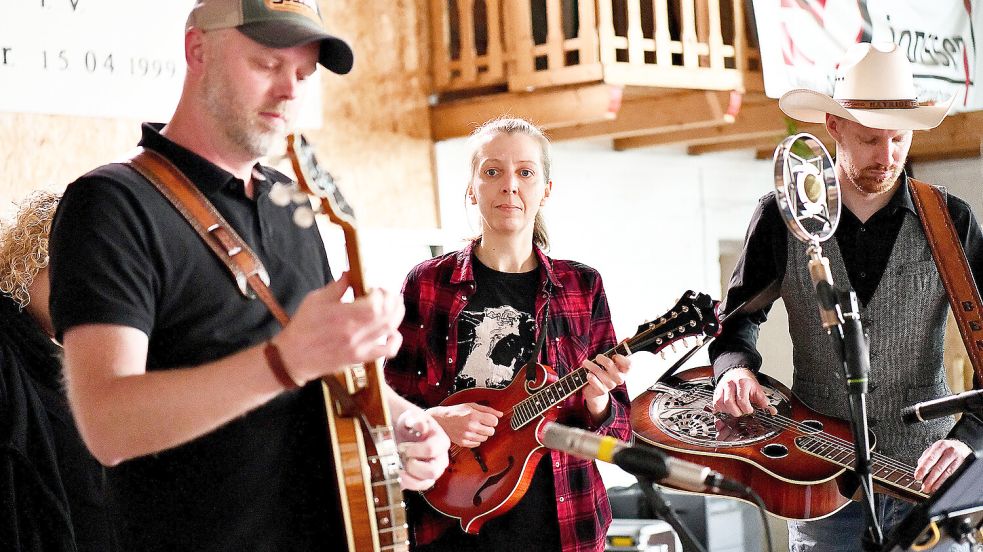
[
  {"x1": 0, "y1": 113, "x2": 142, "y2": 217},
  {"x1": 0, "y1": 0, "x2": 439, "y2": 229},
  {"x1": 303, "y1": 0, "x2": 439, "y2": 229}
]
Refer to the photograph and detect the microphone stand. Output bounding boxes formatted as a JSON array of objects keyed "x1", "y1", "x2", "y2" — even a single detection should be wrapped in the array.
[
  {"x1": 635, "y1": 475, "x2": 707, "y2": 552},
  {"x1": 807, "y1": 241, "x2": 883, "y2": 551}
]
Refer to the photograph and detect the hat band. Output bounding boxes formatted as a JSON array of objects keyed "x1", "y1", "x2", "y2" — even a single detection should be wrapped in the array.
[{"x1": 837, "y1": 99, "x2": 919, "y2": 110}]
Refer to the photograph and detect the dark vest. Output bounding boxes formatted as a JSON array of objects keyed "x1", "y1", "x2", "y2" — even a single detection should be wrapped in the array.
[{"x1": 781, "y1": 205, "x2": 954, "y2": 466}]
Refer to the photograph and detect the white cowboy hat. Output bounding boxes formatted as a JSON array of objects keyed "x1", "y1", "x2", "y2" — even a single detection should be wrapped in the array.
[{"x1": 779, "y1": 42, "x2": 954, "y2": 131}]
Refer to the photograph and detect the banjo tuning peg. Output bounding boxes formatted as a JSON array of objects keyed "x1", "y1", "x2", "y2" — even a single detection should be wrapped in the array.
[
  {"x1": 292, "y1": 206, "x2": 316, "y2": 229},
  {"x1": 268, "y1": 182, "x2": 293, "y2": 207}
]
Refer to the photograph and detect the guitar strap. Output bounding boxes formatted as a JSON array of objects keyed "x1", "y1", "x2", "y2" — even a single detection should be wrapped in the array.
[
  {"x1": 125, "y1": 148, "x2": 356, "y2": 406},
  {"x1": 909, "y1": 177, "x2": 983, "y2": 389},
  {"x1": 125, "y1": 148, "x2": 290, "y2": 325},
  {"x1": 524, "y1": 295, "x2": 551, "y2": 382}
]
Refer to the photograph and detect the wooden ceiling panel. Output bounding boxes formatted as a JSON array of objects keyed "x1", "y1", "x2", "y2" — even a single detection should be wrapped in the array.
[
  {"x1": 547, "y1": 90, "x2": 736, "y2": 141},
  {"x1": 429, "y1": 83, "x2": 624, "y2": 141}
]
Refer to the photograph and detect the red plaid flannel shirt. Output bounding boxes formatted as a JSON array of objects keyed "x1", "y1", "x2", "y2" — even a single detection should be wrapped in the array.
[{"x1": 384, "y1": 241, "x2": 631, "y2": 552}]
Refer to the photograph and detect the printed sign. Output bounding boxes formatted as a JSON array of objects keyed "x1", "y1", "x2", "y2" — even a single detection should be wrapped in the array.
[
  {"x1": 0, "y1": 1, "x2": 321, "y2": 124},
  {"x1": 752, "y1": 0, "x2": 980, "y2": 112}
]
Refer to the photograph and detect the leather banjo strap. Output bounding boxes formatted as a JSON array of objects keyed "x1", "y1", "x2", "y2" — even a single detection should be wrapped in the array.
[{"x1": 126, "y1": 147, "x2": 290, "y2": 325}]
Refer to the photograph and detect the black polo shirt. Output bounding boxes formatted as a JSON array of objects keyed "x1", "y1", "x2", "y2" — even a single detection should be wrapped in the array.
[{"x1": 49, "y1": 123, "x2": 343, "y2": 551}]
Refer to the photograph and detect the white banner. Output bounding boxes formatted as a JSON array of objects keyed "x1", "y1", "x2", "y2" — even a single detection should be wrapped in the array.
[
  {"x1": 752, "y1": 0, "x2": 981, "y2": 113},
  {"x1": 0, "y1": 1, "x2": 321, "y2": 124}
]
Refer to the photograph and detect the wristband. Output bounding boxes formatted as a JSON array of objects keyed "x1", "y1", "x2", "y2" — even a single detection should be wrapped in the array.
[{"x1": 264, "y1": 341, "x2": 300, "y2": 389}]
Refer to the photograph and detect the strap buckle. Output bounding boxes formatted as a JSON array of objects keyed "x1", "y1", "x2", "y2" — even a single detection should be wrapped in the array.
[
  {"x1": 207, "y1": 223, "x2": 270, "y2": 298},
  {"x1": 235, "y1": 266, "x2": 272, "y2": 299}
]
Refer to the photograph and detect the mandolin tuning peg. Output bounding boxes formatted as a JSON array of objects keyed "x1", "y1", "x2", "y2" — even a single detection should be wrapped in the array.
[
  {"x1": 291, "y1": 190, "x2": 310, "y2": 205},
  {"x1": 269, "y1": 182, "x2": 293, "y2": 207},
  {"x1": 659, "y1": 350, "x2": 666, "y2": 359},
  {"x1": 293, "y1": 206, "x2": 315, "y2": 228},
  {"x1": 670, "y1": 342, "x2": 677, "y2": 353},
  {"x1": 696, "y1": 336, "x2": 705, "y2": 347}
]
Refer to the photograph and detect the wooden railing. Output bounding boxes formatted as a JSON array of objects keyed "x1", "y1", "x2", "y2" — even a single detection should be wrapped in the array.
[
  {"x1": 430, "y1": 0, "x2": 749, "y2": 95},
  {"x1": 504, "y1": 0, "x2": 604, "y2": 90},
  {"x1": 429, "y1": 0, "x2": 507, "y2": 92}
]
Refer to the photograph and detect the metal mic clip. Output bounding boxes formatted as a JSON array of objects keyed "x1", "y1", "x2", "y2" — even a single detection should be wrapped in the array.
[{"x1": 806, "y1": 242, "x2": 844, "y2": 330}]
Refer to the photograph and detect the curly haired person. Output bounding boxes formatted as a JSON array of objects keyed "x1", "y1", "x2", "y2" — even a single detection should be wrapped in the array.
[{"x1": 1, "y1": 191, "x2": 117, "y2": 552}]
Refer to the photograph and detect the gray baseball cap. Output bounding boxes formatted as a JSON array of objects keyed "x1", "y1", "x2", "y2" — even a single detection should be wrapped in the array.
[{"x1": 186, "y1": 0, "x2": 354, "y2": 74}]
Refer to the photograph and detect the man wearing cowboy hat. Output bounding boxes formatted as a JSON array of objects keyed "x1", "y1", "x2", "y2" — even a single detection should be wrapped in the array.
[
  {"x1": 47, "y1": 1, "x2": 449, "y2": 550},
  {"x1": 708, "y1": 42, "x2": 983, "y2": 551}
]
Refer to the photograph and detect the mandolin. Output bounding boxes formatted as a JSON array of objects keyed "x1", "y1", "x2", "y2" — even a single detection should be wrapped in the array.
[
  {"x1": 424, "y1": 291, "x2": 721, "y2": 534},
  {"x1": 286, "y1": 134, "x2": 408, "y2": 552},
  {"x1": 632, "y1": 366, "x2": 929, "y2": 520}
]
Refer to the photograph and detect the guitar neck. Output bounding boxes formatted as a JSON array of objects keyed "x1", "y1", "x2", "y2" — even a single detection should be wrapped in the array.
[{"x1": 795, "y1": 434, "x2": 927, "y2": 500}]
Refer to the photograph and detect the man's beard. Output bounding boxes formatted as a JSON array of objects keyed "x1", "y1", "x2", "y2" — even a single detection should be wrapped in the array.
[
  {"x1": 202, "y1": 68, "x2": 287, "y2": 158},
  {"x1": 844, "y1": 162, "x2": 903, "y2": 196}
]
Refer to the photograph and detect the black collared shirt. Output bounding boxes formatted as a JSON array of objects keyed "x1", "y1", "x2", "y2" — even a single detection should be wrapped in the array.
[
  {"x1": 709, "y1": 174, "x2": 983, "y2": 377},
  {"x1": 50, "y1": 123, "x2": 341, "y2": 551}
]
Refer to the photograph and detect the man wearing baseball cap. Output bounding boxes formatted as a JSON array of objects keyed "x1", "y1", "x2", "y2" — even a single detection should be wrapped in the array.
[
  {"x1": 709, "y1": 42, "x2": 982, "y2": 551},
  {"x1": 49, "y1": 2, "x2": 448, "y2": 550},
  {"x1": 186, "y1": 0, "x2": 354, "y2": 74}
]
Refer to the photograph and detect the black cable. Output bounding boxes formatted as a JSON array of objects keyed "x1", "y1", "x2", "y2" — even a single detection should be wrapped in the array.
[{"x1": 736, "y1": 484, "x2": 774, "y2": 552}]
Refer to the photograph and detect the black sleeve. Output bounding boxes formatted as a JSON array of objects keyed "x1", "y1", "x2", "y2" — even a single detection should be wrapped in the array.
[
  {"x1": 49, "y1": 170, "x2": 161, "y2": 340},
  {"x1": 946, "y1": 413, "x2": 983, "y2": 454},
  {"x1": 708, "y1": 192, "x2": 789, "y2": 380}
]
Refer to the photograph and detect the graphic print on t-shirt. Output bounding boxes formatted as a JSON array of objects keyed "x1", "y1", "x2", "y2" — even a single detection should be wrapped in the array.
[{"x1": 455, "y1": 305, "x2": 536, "y2": 390}]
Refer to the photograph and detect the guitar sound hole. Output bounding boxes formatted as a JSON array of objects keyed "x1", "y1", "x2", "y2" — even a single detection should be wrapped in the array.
[
  {"x1": 801, "y1": 420, "x2": 824, "y2": 433},
  {"x1": 761, "y1": 443, "x2": 788, "y2": 459}
]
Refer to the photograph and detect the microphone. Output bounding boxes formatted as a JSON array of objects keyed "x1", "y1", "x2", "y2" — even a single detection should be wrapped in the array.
[
  {"x1": 901, "y1": 389, "x2": 983, "y2": 424},
  {"x1": 541, "y1": 422, "x2": 745, "y2": 493},
  {"x1": 793, "y1": 167, "x2": 827, "y2": 215},
  {"x1": 800, "y1": 173, "x2": 824, "y2": 203}
]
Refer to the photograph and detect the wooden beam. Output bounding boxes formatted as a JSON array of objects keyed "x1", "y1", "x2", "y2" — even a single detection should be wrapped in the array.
[
  {"x1": 746, "y1": 134, "x2": 835, "y2": 159},
  {"x1": 613, "y1": 102, "x2": 804, "y2": 150},
  {"x1": 755, "y1": 145, "x2": 983, "y2": 162},
  {"x1": 602, "y1": 63, "x2": 745, "y2": 90},
  {"x1": 616, "y1": 99, "x2": 983, "y2": 155},
  {"x1": 687, "y1": 134, "x2": 784, "y2": 155},
  {"x1": 548, "y1": 90, "x2": 735, "y2": 141},
  {"x1": 909, "y1": 111, "x2": 983, "y2": 161},
  {"x1": 753, "y1": 138, "x2": 835, "y2": 160},
  {"x1": 908, "y1": 146, "x2": 982, "y2": 162},
  {"x1": 430, "y1": 83, "x2": 623, "y2": 141},
  {"x1": 746, "y1": 111, "x2": 983, "y2": 161},
  {"x1": 776, "y1": 112, "x2": 983, "y2": 161}
]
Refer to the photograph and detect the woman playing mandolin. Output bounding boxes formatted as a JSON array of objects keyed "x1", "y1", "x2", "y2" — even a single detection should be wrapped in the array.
[{"x1": 384, "y1": 117, "x2": 632, "y2": 552}]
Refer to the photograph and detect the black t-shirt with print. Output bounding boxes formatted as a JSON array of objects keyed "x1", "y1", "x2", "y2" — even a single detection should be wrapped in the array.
[
  {"x1": 423, "y1": 257, "x2": 560, "y2": 552},
  {"x1": 454, "y1": 258, "x2": 539, "y2": 391}
]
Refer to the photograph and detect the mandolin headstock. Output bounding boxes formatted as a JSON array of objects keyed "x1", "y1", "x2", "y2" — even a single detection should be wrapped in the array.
[{"x1": 630, "y1": 291, "x2": 721, "y2": 355}]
